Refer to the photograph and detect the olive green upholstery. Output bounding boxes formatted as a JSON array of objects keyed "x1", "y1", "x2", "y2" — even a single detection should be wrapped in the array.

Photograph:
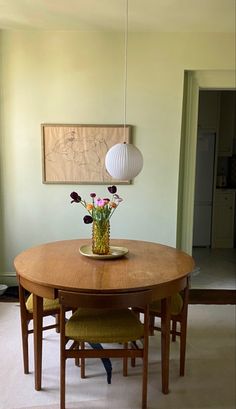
[
  {"x1": 66, "y1": 308, "x2": 144, "y2": 344},
  {"x1": 150, "y1": 293, "x2": 183, "y2": 315},
  {"x1": 26, "y1": 294, "x2": 60, "y2": 313}
]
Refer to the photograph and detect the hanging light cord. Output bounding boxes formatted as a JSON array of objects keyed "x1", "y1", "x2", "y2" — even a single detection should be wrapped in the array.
[{"x1": 123, "y1": 0, "x2": 128, "y2": 137}]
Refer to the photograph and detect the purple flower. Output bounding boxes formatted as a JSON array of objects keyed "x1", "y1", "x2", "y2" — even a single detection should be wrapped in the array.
[
  {"x1": 108, "y1": 185, "x2": 117, "y2": 194},
  {"x1": 90, "y1": 193, "x2": 96, "y2": 198},
  {"x1": 70, "y1": 192, "x2": 81, "y2": 203},
  {"x1": 83, "y1": 215, "x2": 93, "y2": 224},
  {"x1": 96, "y1": 198, "x2": 105, "y2": 207}
]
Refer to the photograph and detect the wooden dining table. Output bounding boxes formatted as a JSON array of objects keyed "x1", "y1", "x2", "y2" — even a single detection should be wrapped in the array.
[{"x1": 14, "y1": 238, "x2": 195, "y2": 394}]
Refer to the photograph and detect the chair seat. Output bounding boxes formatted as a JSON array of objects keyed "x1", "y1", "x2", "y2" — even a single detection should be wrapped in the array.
[
  {"x1": 150, "y1": 293, "x2": 183, "y2": 315},
  {"x1": 66, "y1": 308, "x2": 144, "y2": 343},
  {"x1": 26, "y1": 294, "x2": 60, "y2": 312}
]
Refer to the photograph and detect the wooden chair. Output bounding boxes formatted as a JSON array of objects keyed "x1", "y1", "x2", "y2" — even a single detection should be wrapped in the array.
[
  {"x1": 19, "y1": 283, "x2": 61, "y2": 374},
  {"x1": 149, "y1": 283, "x2": 189, "y2": 378},
  {"x1": 59, "y1": 289, "x2": 152, "y2": 409},
  {"x1": 132, "y1": 279, "x2": 189, "y2": 392}
]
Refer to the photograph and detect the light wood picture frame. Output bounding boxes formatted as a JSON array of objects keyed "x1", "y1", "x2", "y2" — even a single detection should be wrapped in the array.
[{"x1": 41, "y1": 124, "x2": 131, "y2": 184}]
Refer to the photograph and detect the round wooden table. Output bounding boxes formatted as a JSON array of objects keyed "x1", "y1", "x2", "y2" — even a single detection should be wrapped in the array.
[{"x1": 14, "y1": 239, "x2": 195, "y2": 393}]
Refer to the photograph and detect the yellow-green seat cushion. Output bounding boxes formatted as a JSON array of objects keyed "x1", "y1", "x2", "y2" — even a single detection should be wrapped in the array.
[
  {"x1": 66, "y1": 308, "x2": 144, "y2": 344},
  {"x1": 26, "y1": 294, "x2": 60, "y2": 313},
  {"x1": 150, "y1": 293, "x2": 183, "y2": 316}
]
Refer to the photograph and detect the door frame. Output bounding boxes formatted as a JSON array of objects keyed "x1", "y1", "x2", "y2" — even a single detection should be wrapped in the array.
[{"x1": 176, "y1": 70, "x2": 235, "y2": 255}]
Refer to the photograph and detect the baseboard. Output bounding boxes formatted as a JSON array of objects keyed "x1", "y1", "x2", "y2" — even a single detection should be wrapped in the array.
[
  {"x1": 0, "y1": 272, "x2": 18, "y2": 287},
  {"x1": 189, "y1": 288, "x2": 236, "y2": 304}
]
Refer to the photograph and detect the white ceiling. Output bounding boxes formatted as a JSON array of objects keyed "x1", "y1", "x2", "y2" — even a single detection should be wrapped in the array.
[{"x1": 0, "y1": 0, "x2": 235, "y2": 32}]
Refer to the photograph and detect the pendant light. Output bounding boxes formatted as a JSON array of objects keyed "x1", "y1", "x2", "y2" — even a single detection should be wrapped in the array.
[{"x1": 105, "y1": 0, "x2": 143, "y2": 180}]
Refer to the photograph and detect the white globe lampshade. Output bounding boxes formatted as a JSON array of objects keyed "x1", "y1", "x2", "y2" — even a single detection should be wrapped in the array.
[{"x1": 105, "y1": 143, "x2": 143, "y2": 180}]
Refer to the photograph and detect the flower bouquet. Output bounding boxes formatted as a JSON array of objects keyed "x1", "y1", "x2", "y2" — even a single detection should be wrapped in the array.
[{"x1": 70, "y1": 186, "x2": 123, "y2": 255}]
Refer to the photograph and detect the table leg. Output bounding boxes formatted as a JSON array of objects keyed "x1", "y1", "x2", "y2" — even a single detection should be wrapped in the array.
[
  {"x1": 161, "y1": 296, "x2": 171, "y2": 394},
  {"x1": 33, "y1": 294, "x2": 43, "y2": 391}
]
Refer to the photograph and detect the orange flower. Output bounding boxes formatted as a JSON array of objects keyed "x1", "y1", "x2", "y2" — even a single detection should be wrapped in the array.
[
  {"x1": 86, "y1": 203, "x2": 94, "y2": 211},
  {"x1": 109, "y1": 202, "x2": 117, "y2": 208}
]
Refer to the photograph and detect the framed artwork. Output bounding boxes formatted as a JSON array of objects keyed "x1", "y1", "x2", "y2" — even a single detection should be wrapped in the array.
[{"x1": 41, "y1": 124, "x2": 131, "y2": 184}]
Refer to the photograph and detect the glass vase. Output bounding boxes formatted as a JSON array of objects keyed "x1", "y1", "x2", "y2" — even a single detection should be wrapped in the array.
[{"x1": 92, "y1": 220, "x2": 110, "y2": 255}]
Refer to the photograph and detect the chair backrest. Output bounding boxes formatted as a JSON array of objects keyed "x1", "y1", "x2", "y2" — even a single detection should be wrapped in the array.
[{"x1": 59, "y1": 289, "x2": 152, "y2": 310}]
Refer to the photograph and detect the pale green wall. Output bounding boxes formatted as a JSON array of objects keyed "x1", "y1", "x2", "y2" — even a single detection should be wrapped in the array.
[{"x1": 0, "y1": 30, "x2": 235, "y2": 275}]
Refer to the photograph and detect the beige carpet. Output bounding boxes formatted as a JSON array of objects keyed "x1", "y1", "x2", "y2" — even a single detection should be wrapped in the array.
[
  {"x1": 17, "y1": 403, "x2": 107, "y2": 409},
  {"x1": 0, "y1": 302, "x2": 235, "y2": 409}
]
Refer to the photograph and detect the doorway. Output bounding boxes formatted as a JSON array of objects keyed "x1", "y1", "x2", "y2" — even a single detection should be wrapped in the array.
[
  {"x1": 191, "y1": 89, "x2": 236, "y2": 290},
  {"x1": 177, "y1": 70, "x2": 236, "y2": 294}
]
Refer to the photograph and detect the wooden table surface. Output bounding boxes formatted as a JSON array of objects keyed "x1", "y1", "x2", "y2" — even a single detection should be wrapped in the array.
[{"x1": 14, "y1": 239, "x2": 194, "y2": 296}]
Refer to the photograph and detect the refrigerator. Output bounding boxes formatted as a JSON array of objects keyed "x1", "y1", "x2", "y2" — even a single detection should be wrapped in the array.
[{"x1": 193, "y1": 131, "x2": 216, "y2": 247}]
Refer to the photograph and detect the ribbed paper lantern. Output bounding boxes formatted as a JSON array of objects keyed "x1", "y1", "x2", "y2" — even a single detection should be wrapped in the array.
[{"x1": 105, "y1": 142, "x2": 143, "y2": 180}]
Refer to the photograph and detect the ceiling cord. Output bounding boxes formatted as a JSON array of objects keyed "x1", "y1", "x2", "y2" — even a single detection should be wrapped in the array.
[{"x1": 123, "y1": 0, "x2": 128, "y2": 135}]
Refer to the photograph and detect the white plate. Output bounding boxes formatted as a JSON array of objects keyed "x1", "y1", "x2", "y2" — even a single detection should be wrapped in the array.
[{"x1": 79, "y1": 245, "x2": 129, "y2": 260}]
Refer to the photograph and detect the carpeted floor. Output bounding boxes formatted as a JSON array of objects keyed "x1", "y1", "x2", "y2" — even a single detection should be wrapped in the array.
[{"x1": 0, "y1": 302, "x2": 235, "y2": 409}]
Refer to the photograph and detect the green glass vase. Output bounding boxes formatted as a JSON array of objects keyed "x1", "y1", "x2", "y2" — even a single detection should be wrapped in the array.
[{"x1": 92, "y1": 220, "x2": 110, "y2": 255}]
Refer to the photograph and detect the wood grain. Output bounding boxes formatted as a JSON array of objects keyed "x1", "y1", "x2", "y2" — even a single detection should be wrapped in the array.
[{"x1": 14, "y1": 239, "x2": 195, "y2": 297}]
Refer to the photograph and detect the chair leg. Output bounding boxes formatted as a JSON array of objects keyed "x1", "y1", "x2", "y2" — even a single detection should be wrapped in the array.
[
  {"x1": 19, "y1": 283, "x2": 29, "y2": 374},
  {"x1": 55, "y1": 313, "x2": 60, "y2": 333},
  {"x1": 142, "y1": 307, "x2": 149, "y2": 409},
  {"x1": 123, "y1": 343, "x2": 128, "y2": 376},
  {"x1": 60, "y1": 306, "x2": 66, "y2": 409},
  {"x1": 171, "y1": 319, "x2": 177, "y2": 342},
  {"x1": 21, "y1": 319, "x2": 29, "y2": 374},
  {"x1": 74, "y1": 342, "x2": 80, "y2": 367},
  {"x1": 80, "y1": 342, "x2": 85, "y2": 379},
  {"x1": 179, "y1": 317, "x2": 187, "y2": 376},
  {"x1": 131, "y1": 357, "x2": 136, "y2": 367},
  {"x1": 60, "y1": 354, "x2": 66, "y2": 409},
  {"x1": 161, "y1": 297, "x2": 171, "y2": 394},
  {"x1": 130, "y1": 340, "x2": 139, "y2": 368},
  {"x1": 149, "y1": 315, "x2": 155, "y2": 336},
  {"x1": 33, "y1": 294, "x2": 43, "y2": 391},
  {"x1": 179, "y1": 283, "x2": 189, "y2": 376}
]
